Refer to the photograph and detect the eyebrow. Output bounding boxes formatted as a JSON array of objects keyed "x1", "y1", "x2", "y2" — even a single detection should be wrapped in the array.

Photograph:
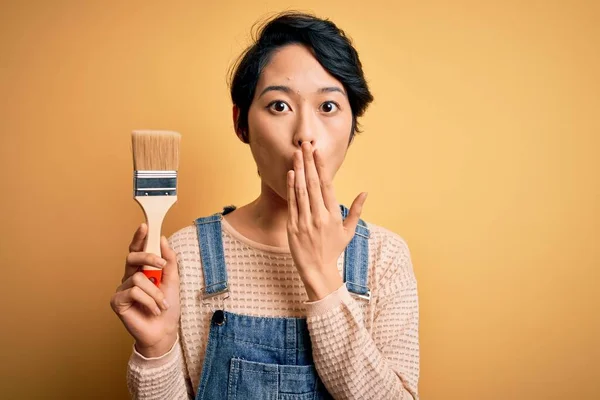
[{"x1": 258, "y1": 85, "x2": 346, "y2": 98}]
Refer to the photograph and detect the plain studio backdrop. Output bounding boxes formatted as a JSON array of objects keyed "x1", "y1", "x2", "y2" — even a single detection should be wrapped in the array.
[{"x1": 1, "y1": 1, "x2": 598, "y2": 399}]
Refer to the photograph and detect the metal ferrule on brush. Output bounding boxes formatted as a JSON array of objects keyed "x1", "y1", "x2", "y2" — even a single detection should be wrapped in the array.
[{"x1": 133, "y1": 170, "x2": 178, "y2": 197}]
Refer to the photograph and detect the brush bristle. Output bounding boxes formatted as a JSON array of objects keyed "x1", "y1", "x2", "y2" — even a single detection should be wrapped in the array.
[{"x1": 132, "y1": 130, "x2": 181, "y2": 171}]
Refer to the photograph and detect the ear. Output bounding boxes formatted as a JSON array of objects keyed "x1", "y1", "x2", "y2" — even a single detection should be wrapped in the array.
[{"x1": 232, "y1": 105, "x2": 244, "y2": 142}]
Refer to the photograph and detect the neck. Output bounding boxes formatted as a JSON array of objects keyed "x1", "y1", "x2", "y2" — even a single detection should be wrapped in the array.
[{"x1": 233, "y1": 181, "x2": 290, "y2": 248}]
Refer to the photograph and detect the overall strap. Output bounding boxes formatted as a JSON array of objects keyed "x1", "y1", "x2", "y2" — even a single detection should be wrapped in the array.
[
  {"x1": 193, "y1": 205, "x2": 236, "y2": 299},
  {"x1": 195, "y1": 205, "x2": 370, "y2": 301},
  {"x1": 340, "y1": 205, "x2": 371, "y2": 301}
]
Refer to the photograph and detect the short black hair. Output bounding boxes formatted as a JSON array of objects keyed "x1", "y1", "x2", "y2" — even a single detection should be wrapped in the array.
[{"x1": 229, "y1": 11, "x2": 374, "y2": 144}]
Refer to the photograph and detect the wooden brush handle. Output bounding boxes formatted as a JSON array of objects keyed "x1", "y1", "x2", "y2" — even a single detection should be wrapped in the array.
[{"x1": 134, "y1": 195, "x2": 178, "y2": 287}]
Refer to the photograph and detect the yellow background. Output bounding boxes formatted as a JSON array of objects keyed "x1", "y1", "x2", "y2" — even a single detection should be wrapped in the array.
[{"x1": 1, "y1": 1, "x2": 599, "y2": 398}]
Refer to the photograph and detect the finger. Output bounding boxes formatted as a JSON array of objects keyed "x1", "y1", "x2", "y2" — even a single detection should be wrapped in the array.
[
  {"x1": 302, "y1": 142, "x2": 324, "y2": 216},
  {"x1": 343, "y1": 192, "x2": 368, "y2": 238},
  {"x1": 118, "y1": 271, "x2": 169, "y2": 311},
  {"x1": 287, "y1": 170, "x2": 298, "y2": 226},
  {"x1": 129, "y1": 223, "x2": 148, "y2": 253},
  {"x1": 293, "y1": 150, "x2": 310, "y2": 222},
  {"x1": 123, "y1": 252, "x2": 167, "y2": 284},
  {"x1": 112, "y1": 286, "x2": 163, "y2": 317},
  {"x1": 314, "y1": 149, "x2": 339, "y2": 214},
  {"x1": 159, "y1": 236, "x2": 179, "y2": 285},
  {"x1": 123, "y1": 224, "x2": 149, "y2": 281},
  {"x1": 126, "y1": 252, "x2": 167, "y2": 269}
]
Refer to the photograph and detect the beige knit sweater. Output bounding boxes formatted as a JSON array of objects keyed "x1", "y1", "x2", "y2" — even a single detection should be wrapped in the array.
[{"x1": 126, "y1": 216, "x2": 420, "y2": 399}]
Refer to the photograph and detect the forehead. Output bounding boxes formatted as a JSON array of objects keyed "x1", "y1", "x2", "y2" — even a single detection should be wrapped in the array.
[{"x1": 256, "y1": 44, "x2": 343, "y2": 91}]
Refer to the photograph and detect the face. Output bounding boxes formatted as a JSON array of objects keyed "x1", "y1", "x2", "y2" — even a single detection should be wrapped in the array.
[{"x1": 236, "y1": 44, "x2": 354, "y2": 201}]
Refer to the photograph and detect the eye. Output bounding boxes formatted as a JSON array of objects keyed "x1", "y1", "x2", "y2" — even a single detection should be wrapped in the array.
[
  {"x1": 319, "y1": 101, "x2": 339, "y2": 113},
  {"x1": 267, "y1": 101, "x2": 291, "y2": 113}
]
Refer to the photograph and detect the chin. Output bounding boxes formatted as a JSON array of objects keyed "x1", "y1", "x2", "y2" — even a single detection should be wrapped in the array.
[
  {"x1": 261, "y1": 175, "x2": 288, "y2": 203},
  {"x1": 275, "y1": 184, "x2": 288, "y2": 202}
]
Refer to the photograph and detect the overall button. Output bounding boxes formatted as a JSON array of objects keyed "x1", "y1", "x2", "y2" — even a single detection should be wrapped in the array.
[{"x1": 212, "y1": 310, "x2": 226, "y2": 326}]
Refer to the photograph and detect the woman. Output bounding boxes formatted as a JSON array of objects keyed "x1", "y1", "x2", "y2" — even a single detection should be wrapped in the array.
[{"x1": 111, "y1": 12, "x2": 420, "y2": 399}]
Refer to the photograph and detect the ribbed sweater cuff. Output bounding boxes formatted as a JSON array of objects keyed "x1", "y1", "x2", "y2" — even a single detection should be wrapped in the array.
[
  {"x1": 130, "y1": 334, "x2": 181, "y2": 369},
  {"x1": 303, "y1": 282, "x2": 351, "y2": 317}
]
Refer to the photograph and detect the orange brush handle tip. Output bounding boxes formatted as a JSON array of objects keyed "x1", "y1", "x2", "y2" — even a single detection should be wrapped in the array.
[{"x1": 142, "y1": 269, "x2": 163, "y2": 287}]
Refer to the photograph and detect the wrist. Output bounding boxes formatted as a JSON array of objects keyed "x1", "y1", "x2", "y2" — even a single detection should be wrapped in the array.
[
  {"x1": 135, "y1": 333, "x2": 177, "y2": 358},
  {"x1": 302, "y1": 267, "x2": 344, "y2": 301}
]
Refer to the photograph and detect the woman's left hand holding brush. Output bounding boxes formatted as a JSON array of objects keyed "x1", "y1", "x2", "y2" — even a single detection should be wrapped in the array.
[{"x1": 110, "y1": 223, "x2": 181, "y2": 358}]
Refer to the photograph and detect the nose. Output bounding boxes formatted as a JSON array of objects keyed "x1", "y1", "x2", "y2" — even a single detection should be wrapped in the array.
[
  {"x1": 292, "y1": 109, "x2": 317, "y2": 148},
  {"x1": 296, "y1": 139, "x2": 313, "y2": 147}
]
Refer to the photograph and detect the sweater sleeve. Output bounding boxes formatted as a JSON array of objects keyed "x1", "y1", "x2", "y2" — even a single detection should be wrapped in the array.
[
  {"x1": 126, "y1": 334, "x2": 194, "y2": 399},
  {"x1": 304, "y1": 244, "x2": 420, "y2": 399}
]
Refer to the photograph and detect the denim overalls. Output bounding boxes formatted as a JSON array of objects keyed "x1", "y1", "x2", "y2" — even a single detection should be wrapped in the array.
[{"x1": 194, "y1": 205, "x2": 371, "y2": 400}]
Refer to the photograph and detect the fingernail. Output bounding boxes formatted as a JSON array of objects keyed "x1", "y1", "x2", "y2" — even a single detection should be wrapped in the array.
[
  {"x1": 154, "y1": 307, "x2": 161, "y2": 316},
  {"x1": 158, "y1": 258, "x2": 167, "y2": 267},
  {"x1": 163, "y1": 299, "x2": 170, "y2": 309}
]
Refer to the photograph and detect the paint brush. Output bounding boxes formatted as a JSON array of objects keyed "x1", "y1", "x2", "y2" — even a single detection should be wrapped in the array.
[{"x1": 131, "y1": 130, "x2": 181, "y2": 287}]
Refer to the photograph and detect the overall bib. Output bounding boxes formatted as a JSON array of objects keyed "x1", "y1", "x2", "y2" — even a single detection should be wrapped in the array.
[{"x1": 194, "y1": 205, "x2": 371, "y2": 400}]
